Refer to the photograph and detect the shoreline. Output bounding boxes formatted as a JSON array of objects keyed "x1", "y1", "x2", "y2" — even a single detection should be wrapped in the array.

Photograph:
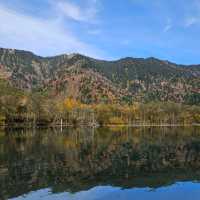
[{"x1": 1, "y1": 123, "x2": 200, "y2": 129}]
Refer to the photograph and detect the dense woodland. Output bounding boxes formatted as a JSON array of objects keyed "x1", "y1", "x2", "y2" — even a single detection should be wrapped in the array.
[
  {"x1": 0, "y1": 48, "x2": 200, "y2": 127},
  {"x1": 0, "y1": 48, "x2": 200, "y2": 104},
  {"x1": 0, "y1": 79, "x2": 200, "y2": 127}
]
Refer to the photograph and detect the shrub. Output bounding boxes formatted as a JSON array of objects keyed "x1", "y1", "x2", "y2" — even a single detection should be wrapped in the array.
[
  {"x1": 0, "y1": 115, "x2": 6, "y2": 126},
  {"x1": 109, "y1": 117, "x2": 125, "y2": 125}
]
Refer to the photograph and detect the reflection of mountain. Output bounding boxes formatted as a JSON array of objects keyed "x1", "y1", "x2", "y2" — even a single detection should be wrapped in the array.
[{"x1": 1, "y1": 127, "x2": 200, "y2": 199}]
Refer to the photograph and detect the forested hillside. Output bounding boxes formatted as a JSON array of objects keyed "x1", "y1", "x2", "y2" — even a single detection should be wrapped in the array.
[
  {"x1": 0, "y1": 47, "x2": 200, "y2": 127},
  {"x1": 0, "y1": 47, "x2": 200, "y2": 104}
]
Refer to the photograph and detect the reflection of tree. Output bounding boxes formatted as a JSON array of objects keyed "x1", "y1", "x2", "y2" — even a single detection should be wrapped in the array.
[{"x1": 0, "y1": 127, "x2": 200, "y2": 199}]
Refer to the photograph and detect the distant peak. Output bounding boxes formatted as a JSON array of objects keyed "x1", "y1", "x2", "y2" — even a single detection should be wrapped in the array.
[
  {"x1": 67, "y1": 53, "x2": 85, "y2": 59},
  {"x1": 123, "y1": 57, "x2": 134, "y2": 60},
  {"x1": 67, "y1": 53, "x2": 77, "y2": 59},
  {"x1": 7, "y1": 49, "x2": 16, "y2": 54},
  {"x1": 0, "y1": 48, "x2": 15, "y2": 54},
  {"x1": 118, "y1": 57, "x2": 145, "y2": 63},
  {"x1": 118, "y1": 57, "x2": 135, "y2": 62},
  {"x1": 146, "y1": 57, "x2": 158, "y2": 61}
]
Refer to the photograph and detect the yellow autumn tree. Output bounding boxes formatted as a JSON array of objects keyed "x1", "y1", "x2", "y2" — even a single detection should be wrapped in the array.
[
  {"x1": 64, "y1": 98, "x2": 80, "y2": 111},
  {"x1": 109, "y1": 116, "x2": 125, "y2": 125}
]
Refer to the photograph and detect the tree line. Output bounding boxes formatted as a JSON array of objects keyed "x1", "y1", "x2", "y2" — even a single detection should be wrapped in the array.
[{"x1": 0, "y1": 92, "x2": 200, "y2": 127}]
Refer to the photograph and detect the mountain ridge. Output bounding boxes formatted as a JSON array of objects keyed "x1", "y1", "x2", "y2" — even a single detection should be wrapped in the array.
[
  {"x1": 2, "y1": 47, "x2": 200, "y2": 66},
  {"x1": 0, "y1": 47, "x2": 199, "y2": 104}
]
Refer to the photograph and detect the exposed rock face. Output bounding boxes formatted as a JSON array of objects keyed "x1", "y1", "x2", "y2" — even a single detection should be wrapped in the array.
[{"x1": 0, "y1": 47, "x2": 200, "y2": 104}]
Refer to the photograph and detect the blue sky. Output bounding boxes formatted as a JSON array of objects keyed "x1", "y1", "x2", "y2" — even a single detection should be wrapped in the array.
[{"x1": 1, "y1": 0, "x2": 200, "y2": 64}]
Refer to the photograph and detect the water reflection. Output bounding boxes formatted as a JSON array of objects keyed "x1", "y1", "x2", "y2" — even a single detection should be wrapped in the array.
[
  {"x1": 9, "y1": 183, "x2": 200, "y2": 200},
  {"x1": 0, "y1": 127, "x2": 200, "y2": 200}
]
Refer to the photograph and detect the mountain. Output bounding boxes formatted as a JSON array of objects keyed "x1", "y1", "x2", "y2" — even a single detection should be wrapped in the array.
[{"x1": 0, "y1": 47, "x2": 200, "y2": 104}]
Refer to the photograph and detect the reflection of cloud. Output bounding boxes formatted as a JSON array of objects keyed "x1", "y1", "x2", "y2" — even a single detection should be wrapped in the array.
[{"x1": 11, "y1": 183, "x2": 200, "y2": 200}]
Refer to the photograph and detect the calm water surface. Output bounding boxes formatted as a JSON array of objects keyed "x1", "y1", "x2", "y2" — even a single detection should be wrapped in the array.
[{"x1": 0, "y1": 127, "x2": 200, "y2": 200}]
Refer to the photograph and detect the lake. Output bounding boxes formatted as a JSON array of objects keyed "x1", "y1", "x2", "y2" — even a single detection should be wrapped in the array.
[{"x1": 0, "y1": 127, "x2": 200, "y2": 200}]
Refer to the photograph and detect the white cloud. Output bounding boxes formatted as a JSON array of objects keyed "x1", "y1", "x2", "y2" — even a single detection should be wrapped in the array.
[
  {"x1": 163, "y1": 24, "x2": 172, "y2": 32},
  {"x1": 184, "y1": 16, "x2": 200, "y2": 27},
  {"x1": 57, "y1": 1, "x2": 85, "y2": 21},
  {"x1": 87, "y1": 29, "x2": 101, "y2": 35},
  {"x1": 55, "y1": 0, "x2": 100, "y2": 23},
  {"x1": 163, "y1": 18, "x2": 172, "y2": 32},
  {"x1": 184, "y1": 0, "x2": 200, "y2": 27},
  {"x1": 0, "y1": 4, "x2": 103, "y2": 58},
  {"x1": 121, "y1": 39, "x2": 131, "y2": 45}
]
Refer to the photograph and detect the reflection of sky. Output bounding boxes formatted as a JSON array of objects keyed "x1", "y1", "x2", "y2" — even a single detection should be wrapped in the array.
[{"x1": 10, "y1": 182, "x2": 200, "y2": 200}]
